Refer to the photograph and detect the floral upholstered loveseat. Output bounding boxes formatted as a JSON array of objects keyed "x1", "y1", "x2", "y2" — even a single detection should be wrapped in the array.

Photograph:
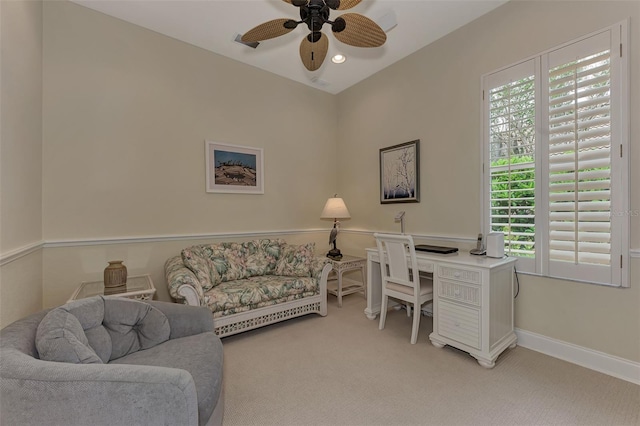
[{"x1": 165, "y1": 239, "x2": 332, "y2": 337}]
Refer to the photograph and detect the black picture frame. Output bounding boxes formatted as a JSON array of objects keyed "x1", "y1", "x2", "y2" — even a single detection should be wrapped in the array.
[{"x1": 379, "y1": 140, "x2": 420, "y2": 204}]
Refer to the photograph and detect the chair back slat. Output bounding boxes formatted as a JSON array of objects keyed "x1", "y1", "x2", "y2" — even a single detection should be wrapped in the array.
[
  {"x1": 386, "y1": 240, "x2": 410, "y2": 282},
  {"x1": 374, "y1": 233, "x2": 420, "y2": 296}
]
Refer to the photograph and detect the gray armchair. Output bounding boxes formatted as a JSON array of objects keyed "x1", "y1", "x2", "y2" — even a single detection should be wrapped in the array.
[{"x1": 0, "y1": 296, "x2": 224, "y2": 426}]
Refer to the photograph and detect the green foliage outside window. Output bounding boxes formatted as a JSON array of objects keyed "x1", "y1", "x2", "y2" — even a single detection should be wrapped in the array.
[{"x1": 491, "y1": 156, "x2": 535, "y2": 256}]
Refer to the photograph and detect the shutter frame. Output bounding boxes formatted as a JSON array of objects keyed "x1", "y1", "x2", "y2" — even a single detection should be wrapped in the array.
[{"x1": 481, "y1": 21, "x2": 629, "y2": 287}]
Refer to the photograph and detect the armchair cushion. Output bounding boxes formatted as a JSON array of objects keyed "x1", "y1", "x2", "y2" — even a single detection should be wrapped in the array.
[
  {"x1": 111, "y1": 330, "x2": 223, "y2": 425},
  {"x1": 36, "y1": 296, "x2": 171, "y2": 364},
  {"x1": 103, "y1": 298, "x2": 171, "y2": 360},
  {"x1": 35, "y1": 308, "x2": 103, "y2": 364},
  {"x1": 274, "y1": 242, "x2": 315, "y2": 277}
]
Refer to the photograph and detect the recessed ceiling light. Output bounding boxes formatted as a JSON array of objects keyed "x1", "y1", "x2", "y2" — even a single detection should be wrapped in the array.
[{"x1": 331, "y1": 54, "x2": 346, "y2": 64}]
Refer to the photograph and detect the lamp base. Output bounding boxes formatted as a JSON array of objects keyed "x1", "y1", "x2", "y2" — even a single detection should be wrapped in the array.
[{"x1": 326, "y1": 248, "x2": 343, "y2": 260}]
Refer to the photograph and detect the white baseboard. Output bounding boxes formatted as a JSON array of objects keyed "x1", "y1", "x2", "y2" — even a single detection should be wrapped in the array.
[{"x1": 515, "y1": 328, "x2": 640, "y2": 385}]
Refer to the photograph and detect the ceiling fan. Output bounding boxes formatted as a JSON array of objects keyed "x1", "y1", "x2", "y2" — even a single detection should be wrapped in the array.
[{"x1": 241, "y1": 0, "x2": 386, "y2": 71}]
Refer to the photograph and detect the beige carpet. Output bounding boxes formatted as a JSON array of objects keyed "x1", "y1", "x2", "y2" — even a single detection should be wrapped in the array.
[{"x1": 221, "y1": 294, "x2": 640, "y2": 426}]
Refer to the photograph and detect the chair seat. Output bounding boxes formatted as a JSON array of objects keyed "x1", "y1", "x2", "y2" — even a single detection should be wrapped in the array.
[
  {"x1": 112, "y1": 332, "x2": 223, "y2": 426},
  {"x1": 386, "y1": 279, "x2": 433, "y2": 296}
]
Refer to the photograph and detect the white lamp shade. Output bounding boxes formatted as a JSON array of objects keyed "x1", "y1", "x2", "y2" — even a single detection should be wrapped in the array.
[{"x1": 320, "y1": 197, "x2": 351, "y2": 219}]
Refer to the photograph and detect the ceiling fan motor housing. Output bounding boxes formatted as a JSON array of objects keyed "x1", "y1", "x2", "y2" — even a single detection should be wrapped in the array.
[{"x1": 300, "y1": 0, "x2": 330, "y2": 33}]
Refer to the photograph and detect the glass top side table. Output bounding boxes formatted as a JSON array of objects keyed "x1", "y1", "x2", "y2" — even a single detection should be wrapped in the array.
[
  {"x1": 68, "y1": 274, "x2": 156, "y2": 302},
  {"x1": 326, "y1": 254, "x2": 367, "y2": 307}
]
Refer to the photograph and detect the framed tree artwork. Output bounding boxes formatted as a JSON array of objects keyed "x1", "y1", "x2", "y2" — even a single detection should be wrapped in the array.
[{"x1": 379, "y1": 140, "x2": 420, "y2": 204}]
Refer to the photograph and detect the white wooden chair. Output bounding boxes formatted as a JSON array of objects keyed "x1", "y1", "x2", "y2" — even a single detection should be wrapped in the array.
[{"x1": 374, "y1": 233, "x2": 433, "y2": 344}]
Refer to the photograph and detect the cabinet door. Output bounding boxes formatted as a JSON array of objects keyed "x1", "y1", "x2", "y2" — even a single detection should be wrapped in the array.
[{"x1": 438, "y1": 299, "x2": 481, "y2": 349}]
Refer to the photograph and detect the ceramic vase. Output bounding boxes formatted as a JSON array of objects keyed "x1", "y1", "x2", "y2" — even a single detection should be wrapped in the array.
[{"x1": 104, "y1": 260, "x2": 127, "y2": 288}]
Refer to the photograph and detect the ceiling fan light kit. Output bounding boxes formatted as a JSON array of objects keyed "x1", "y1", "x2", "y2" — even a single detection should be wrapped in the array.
[{"x1": 241, "y1": 0, "x2": 386, "y2": 71}]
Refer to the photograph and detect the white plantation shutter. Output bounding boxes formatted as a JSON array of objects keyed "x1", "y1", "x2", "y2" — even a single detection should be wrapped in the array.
[
  {"x1": 482, "y1": 22, "x2": 628, "y2": 287},
  {"x1": 485, "y1": 60, "x2": 537, "y2": 270},
  {"x1": 545, "y1": 32, "x2": 617, "y2": 284}
]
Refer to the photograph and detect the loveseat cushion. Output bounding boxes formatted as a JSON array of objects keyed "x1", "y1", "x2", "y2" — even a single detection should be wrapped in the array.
[
  {"x1": 204, "y1": 275, "x2": 318, "y2": 317},
  {"x1": 182, "y1": 239, "x2": 286, "y2": 289},
  {"x1": 110, "y1": 331, "x2": 223, "y2": 426},
  {"x1": 274, "y1": 242, "x2": 315, "y2": 277},
  {"x1": 182, "y1": 243, "x2": 246, "y2": 287},
  {"x1": 244, "y1": 239, "x2": 284, "y2": 276},
  {"x1": 36, "y1": 308, "x2": 103, "y2": 364},
  {"x1": 181, "y1": 245, "x2": 220, "y2": 292}
]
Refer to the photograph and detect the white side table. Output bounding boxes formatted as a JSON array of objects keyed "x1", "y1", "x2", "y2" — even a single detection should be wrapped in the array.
[
  {"x1": 326, "y1": 255, "x2": 367, "y2": 307},
  {"x1": 68, "y1": 274, "x2": 156, "y2": 302}
]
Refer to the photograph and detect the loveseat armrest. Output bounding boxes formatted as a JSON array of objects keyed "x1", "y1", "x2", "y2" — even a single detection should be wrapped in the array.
[
  {"x1": 311, "y1": 256, "x2": 331, "y2": 279},
  {"x1": 0, "y1": 353, "x2": 199, "y2": 426},
  {"x1": 147, "y1": 300, "x2": 214, "y2": 338},
  {"x1": 165, "y1": 255, "x2": 205, "y2": 307},
  {"x1": 312, "y1": 258, "x2": 332, "y2": 317}
]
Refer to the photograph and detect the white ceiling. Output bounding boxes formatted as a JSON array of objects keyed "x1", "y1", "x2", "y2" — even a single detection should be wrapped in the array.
[{"x1": 71, "y1": 0, "x2": 508, "y2": 94}]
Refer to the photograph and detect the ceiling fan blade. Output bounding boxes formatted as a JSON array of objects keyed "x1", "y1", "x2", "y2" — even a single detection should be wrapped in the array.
[
  {"x1": 241, "y1": 19, "x2": 296, "y2": 43},
  {"x1": 332, "y1": 13, "x2": 386, "y2": 47},
  {"x1": 336, "y1": 0, "x2": 362, "y2": 10},
  {"x1": 299, "y1": 32, "x2": 328, "y2": 71},
  {"x1": 283, "y1": 0, "x2": 308, "y2": 6}
]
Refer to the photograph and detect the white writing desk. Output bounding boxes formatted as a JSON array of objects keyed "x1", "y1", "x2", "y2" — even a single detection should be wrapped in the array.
[{"x1": 366, "y1": 247, "x2": 517, "y2": 368}]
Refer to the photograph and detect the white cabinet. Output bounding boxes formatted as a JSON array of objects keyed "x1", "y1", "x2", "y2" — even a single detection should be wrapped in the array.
[
  {"x1": 429, "y1": 259, "x2": 517, "y2": 368},
  {"x1": 366, "y1": 249, "x2": 516, "y2": 368}
]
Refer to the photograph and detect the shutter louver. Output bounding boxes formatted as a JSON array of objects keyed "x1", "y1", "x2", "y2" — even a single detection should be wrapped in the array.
[{"x1": 548, "y1": 49, "x2": 612, "y2": 268}]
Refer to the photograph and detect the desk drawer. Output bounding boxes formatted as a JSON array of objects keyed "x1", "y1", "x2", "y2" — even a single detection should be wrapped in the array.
[
  {"x1": 438, "y1": 300, "x2": 481, "y2": 349},
  {"x1": 438, "y1": 280, "x2": 480, "y2": 306},
  {"x1": 438, "y1": 265, "x2": 481, "y2": 285},
  {"x1": 417, "y1": 259, "x2": 435, "y2": 273}
]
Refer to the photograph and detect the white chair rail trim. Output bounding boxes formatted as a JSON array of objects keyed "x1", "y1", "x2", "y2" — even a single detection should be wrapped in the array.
[
  {"x1": 2, "y1": 231, "x2": 638, "y2": 266},
  {"x1": 0, "y1": 240, "x2": 44, "y2": 266},
  {"x1": 43, "y1": 228, "x2": 327, "y2": 248}
]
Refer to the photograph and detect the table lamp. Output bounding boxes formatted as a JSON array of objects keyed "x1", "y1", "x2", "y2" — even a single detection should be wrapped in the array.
[{"x1": 320, "y1": 195, "x2": 351, "y2": 260}]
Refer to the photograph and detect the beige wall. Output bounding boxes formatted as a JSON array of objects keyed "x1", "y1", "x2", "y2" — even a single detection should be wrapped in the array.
[
  {"x1": 0, "y1": 0, "x2": 44, "y2": 326},
  {"x1": 38, "y1": 1, "x2": 339, "y2": 308},
  {"x1": 42, "y1": 1, "x2": 337, "y2": 241},
  {"x1": 337, "y1": 1, "x2": 640, "y2": 362}
]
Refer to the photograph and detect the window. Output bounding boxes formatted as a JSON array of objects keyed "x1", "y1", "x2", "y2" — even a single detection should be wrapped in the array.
[{"x1": 482, "y1": 22, "x2": 629, "y2": 287}]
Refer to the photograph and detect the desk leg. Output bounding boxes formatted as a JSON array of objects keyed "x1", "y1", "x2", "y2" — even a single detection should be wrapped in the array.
[
  {"x1": 365, "y1": 258, "x2": 381, "y2": 320},
  {"x1": 360, "y1": 265, "x2": 367, "y2": 299}
]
